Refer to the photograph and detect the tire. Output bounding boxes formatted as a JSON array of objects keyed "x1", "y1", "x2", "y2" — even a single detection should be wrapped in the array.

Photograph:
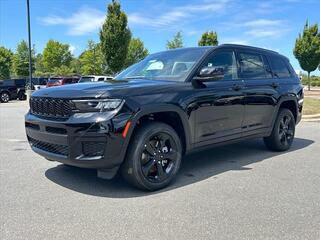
[
  {"x1": 264, "y1": 108, "x2": 295, "y2": 151},
  {"x1": 121, "y1": 122, "x2": 182, "y2": 191},
  {"x1": 0, "y1": 92, "x2": 10, "y2": 103},
  {"x1": 18, "y1": 92, "x2": 26, "y2": 101}
]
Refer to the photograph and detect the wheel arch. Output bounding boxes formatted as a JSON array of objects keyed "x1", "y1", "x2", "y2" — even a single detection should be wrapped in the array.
[
  {"x1": 125, "y1": 104, "x2": 192, "y2": 155},
  {"x1": 272, "y1": 96, "x2": 298, "y2": 125}
]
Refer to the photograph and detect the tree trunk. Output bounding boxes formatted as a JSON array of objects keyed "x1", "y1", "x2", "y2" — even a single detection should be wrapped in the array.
[{"x1": 307, "y1": 71, "x2": 311, "y2": 91}]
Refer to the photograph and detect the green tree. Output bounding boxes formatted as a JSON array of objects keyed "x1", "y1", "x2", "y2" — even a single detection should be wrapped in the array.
[
  {"x1": 42, "y1": 39, "x2": 72, "y2": 74},
  {"x1": 0, "y1": 46, "x2": 13, "y2": 79},
  {"x1": 125, "y1": 37, "x2": 149, "y2": 67},
  {"x1": 79, "y1": 40, "x2": 104, "y2": 75},
  {"x1": 198, "y1": 31, "x2": 218, "y2": 46},
  {"x1": 100, "y1": 0, "x2": 131, "y2": 73},
  {"x1": 34, "y1": 53, "x2": 49, "y2": 77},
  {"x1": 53, "y1": 65, "x2": 74, "y2": 76},
  {"x1": 70, "y1": 58, "x2": 81, "y2": 75},
  {"x1": 293, "y1": 21, "x2": 320, "y2": 90},
  {"x1": 166, "y1": 31, "x2": 183, "y2": 49},
  {"x1": 12, "y1": 40, "x2": 35, "y2": 77}
]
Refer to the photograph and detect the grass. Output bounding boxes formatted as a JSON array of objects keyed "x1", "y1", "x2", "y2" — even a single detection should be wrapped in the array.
[{"x1": 303, "y1": 97, "x2": 320, "y2": 115}]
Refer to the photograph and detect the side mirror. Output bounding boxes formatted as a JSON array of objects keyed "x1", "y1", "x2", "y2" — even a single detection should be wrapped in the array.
[{"x1": 195, "y1": 66, "x2": 224, "y2": 82}]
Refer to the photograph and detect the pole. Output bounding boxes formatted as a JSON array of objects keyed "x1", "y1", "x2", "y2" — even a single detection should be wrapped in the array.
[{"x1": 26, "y1": 0, "x2": 33, "y2": 99}]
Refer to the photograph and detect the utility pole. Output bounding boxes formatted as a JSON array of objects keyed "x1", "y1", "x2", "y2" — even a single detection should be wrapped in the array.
[{"x1": 26, "y1": 0, "x2": 33, "y2": 99}]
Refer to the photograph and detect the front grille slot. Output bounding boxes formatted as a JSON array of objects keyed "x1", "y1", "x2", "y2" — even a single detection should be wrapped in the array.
[
  {"x1": 25, "y1": 122, "x2": 40, "y2": 130},
  {"x1": 30, "y1": 97, "x2": 74, "y2": 120},
  {"x1": 28, "y1": 137, "x2": 69, "y2": 156},
  {"x1": 46, "y1": 126, "x2": 67, "y2": 135}
]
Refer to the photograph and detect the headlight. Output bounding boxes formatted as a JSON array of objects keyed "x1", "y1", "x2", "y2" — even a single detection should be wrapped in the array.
[{"x1": 72, "y1": 99, "x2": 124, "y2": 112}]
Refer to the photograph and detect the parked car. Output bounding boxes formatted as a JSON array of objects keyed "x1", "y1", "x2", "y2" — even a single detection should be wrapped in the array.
[
  {"x1": 32, "y1": 77, "x2": 48, "y2": 90},
  {"x1": 10, "y1": 78, "x2": 27, "y2": 100},
  {"x1": 25, "y1": 44, "x2": 303, "y2": 191},
  {"x1": 46, "y1": 77, "x2": 79, "y2": 87},
  {"x1": 78, "y1": 75, "x2": 113, "y2": 83},
  {"x1": 0, "y1": 80, "x2": 18, "y2": 103}
]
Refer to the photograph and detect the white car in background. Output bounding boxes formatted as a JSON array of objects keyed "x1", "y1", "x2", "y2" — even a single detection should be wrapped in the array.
[{"x1": 78, "y1": 75, "x2": 113, "y2": 83}]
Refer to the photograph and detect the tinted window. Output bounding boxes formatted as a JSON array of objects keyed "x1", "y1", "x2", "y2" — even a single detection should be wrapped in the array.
[
  {"x1": 64, "y1": 78, "x2": 74, "y2": 84},
  {"x1": 97, "y1": 78, "x2": 105, "y2": 81},
  {"x1": 238, "y1": 52, "x2": 268, "y2": 79},
  {"x1": 14, "y1": 79, "x2": 26, "y2": 86},
  {"x1": 0, "y1": 80, "x2": 14, "y2": 86},
  {"x1": 204, "y1": 51, "x2": 238, "y2": 80},
  {"x1": 269, "y1": 56, "x2": 291, "y2": 78}
]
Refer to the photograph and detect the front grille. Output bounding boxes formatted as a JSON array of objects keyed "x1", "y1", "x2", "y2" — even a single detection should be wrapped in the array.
[
  {"x1": 28, "y1": 137, "x2": 69, "y2": 156},
  {"x1": 30, "y1": 97, "x2": 74, "y2": 120},
  {"x1": 82, "y1": 142, "x2": 105, "y2": 157}
]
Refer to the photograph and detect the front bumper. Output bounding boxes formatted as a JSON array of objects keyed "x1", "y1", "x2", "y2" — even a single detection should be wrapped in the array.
[{"x1": 25, "y1": 111, "x2": 131, "y2": 169}]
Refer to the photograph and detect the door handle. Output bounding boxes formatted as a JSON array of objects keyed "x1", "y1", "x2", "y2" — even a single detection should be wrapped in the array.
[
  {"x1": 271, "y1": 82, "x2": 279, "y2": 88},
  {"x1": 232, "y1": 85, "x2": 242, "y2": 91}
]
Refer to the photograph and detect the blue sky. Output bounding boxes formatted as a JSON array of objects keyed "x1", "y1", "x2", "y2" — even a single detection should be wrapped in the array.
[{"x1": 1, "y1": 0, "x2": 319, "y2": 75}]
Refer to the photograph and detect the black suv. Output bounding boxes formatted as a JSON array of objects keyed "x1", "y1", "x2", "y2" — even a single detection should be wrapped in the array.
[
  {"x1": 0, "y1": 80, "x2": 19, "y2": 102},
  {"x1": 25, "y1": 45, "x2": 303, "y2": 190}
]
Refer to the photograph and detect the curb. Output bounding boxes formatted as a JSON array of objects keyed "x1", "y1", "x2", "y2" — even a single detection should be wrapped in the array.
[
  {"x1": 302, "y1": 113, "x2": 320, "y2": 119},
  {"x1": 302, "y1": 118, "x2": 320, "y2": 122}
]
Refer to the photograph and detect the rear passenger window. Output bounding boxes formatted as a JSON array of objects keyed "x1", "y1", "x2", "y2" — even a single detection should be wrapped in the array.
[
  {"x1": 238, "y1": 52, "x2": 269, "y2": 79},
  {"x1": 269, "y1": 57, "x2": 291, "y2": 78},
  {"x1": 97, "y1": 78, "x2": 105, "y2": 81}
]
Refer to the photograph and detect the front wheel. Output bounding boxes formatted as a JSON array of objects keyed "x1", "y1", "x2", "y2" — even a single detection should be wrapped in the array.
[
  {"x1": 264, "y1": 108, "x2": 295, "y2": 151},
  {"x1": 0, "y1": 92, "x2": 10, "y2": 103},
  {"x1": 121, "y1": 122, "x2": 182, "y2": 191}
]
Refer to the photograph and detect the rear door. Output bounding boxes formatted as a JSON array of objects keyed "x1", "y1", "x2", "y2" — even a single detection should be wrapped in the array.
[{"x1": 236, "y1": 50, "x2": 278, "y2": 136}]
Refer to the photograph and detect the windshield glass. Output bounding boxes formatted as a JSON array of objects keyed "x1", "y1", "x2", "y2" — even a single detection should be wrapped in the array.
[
  {"x1": 79, "y1": 77, "x2": 94, "y2": 83},
  {"x1": 115, "y1": 48, "x2": 209, "y2": 82}
]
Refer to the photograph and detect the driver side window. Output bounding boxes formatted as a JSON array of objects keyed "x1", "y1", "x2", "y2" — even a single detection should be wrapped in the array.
[{"x1": 204, "y1": 51, "x2": 238, "y2": 80}]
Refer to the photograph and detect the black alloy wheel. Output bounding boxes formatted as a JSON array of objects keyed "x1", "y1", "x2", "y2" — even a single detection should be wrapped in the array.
[
  {"x1": 278, "y1": 114, "x2": 295, "y2": 147},
  {"x1": 264, "y1": 108, "x2": 295, "y2": 151},
  {"x1": 122, "y1": 122, "x2": 182, "y2": 191},
  {"x1": 141, "y1": 132, "x2": 178, "y2": 183}
]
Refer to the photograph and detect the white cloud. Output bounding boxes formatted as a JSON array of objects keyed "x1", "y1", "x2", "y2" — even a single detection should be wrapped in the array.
[
  {"x1": 220, "y1": 37, "x2": 249, "y2": 45},
  {"x1": 128, "y1": 0, "x2": 229, "y2": 29},
  {"x1": 40, "y1": 7, "x2": 105, "y2": 36},
  {"x1": 245, "y1": 29, "x2": 284, "y2": 38},
  {"x1": 69, "y1": 45, "x2": 76, "y2": 54},
  {"x1": 224, "y1": 18, "x2": 289, "y2": 39},
  {"x1": 242, "y1": 19, "x2": 284, "y2": 27}
]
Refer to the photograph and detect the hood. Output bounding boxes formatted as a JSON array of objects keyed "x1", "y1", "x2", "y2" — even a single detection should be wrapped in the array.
[{"x1": 31, "y1": 79, "x2": 181, "y2": 99}]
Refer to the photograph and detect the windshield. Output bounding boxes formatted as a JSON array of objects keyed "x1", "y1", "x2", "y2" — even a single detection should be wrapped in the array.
[
  {"x1": 79, "y1": 77, "x2": 94, "y2": 83},
  {"x1": 115, "y1": 48, "x2": 210, "y2": 82}
]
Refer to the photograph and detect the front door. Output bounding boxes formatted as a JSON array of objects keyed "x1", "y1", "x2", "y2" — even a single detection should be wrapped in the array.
[{"x1": 192, "y1": 50, "x2": 245, "y2": 146}]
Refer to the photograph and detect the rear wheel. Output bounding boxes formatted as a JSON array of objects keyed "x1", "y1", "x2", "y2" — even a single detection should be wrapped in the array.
[
  {"x1": 0, "y1": 92, "x2": 10, "y2": 103},
  {"x1": 264, "y1": 108, "x2": 295, "y2": 151},
  {"x1": 18, "y1": 92, "x2": 26, "y2": 100},
  {"x1": 121, "y1": 122, "x2": 182, "y2": 191}
]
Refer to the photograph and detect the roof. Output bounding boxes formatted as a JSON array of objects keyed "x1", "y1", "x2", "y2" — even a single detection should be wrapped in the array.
[{"x1": 218, "y1": 44, "x2": 280, "y2": 55}]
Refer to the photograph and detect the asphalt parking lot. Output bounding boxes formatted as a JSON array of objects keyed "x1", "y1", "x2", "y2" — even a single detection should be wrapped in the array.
[{"x1": 1, "y1": 101, "x2": 319, "y2": 240}]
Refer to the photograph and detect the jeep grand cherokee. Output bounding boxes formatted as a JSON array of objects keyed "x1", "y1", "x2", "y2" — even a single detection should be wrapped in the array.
[{"x1": 25, "y1": 44, "x2": 303, "y2": 191}]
